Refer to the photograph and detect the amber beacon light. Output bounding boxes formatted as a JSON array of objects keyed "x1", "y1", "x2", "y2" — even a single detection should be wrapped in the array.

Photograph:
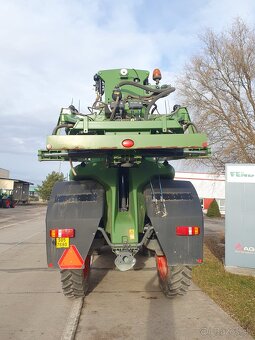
[{"x1": 152, "y1": 68, "x2": 162, "y2": 82}]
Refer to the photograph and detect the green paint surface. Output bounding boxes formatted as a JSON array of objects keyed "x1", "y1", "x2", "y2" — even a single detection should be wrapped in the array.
[{"x1": 39, "y1": 68, "x2": 210, "y2": 246}]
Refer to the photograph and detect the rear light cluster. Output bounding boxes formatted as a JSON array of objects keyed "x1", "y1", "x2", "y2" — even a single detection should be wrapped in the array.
[
  {"x1": 176, "y1": 226, "x2": 200, "y2": 236},
  {"x1": 50, "y1": 229, "x2": 75, "y2": 238}
]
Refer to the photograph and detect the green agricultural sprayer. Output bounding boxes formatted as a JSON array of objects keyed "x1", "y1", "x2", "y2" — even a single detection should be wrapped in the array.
[{"x1": 39, "y1": 68, "x2": 209, "y2": 298}]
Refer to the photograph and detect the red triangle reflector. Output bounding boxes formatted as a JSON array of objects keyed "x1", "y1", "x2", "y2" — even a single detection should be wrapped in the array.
[{"x1": 58, "y1": 245, "x2": 84, "y2": 269}]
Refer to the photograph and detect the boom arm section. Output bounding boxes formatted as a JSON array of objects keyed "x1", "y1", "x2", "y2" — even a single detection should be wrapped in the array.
[{"x1": 38, "y1": 68, "x2": 210, "y2": 164}]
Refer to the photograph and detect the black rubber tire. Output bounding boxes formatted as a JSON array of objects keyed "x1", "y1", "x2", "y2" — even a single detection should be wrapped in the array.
[
  {"x1": 60, "y1": 269, "x2": 89, "y2": 298},
  {"x1": 158, "y1": 265, "x2": 192, "y2": 298}
]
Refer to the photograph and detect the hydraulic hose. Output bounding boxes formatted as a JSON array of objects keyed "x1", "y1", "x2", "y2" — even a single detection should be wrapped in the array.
[
  {"x1": 52, "y1": 124, "x2": 74, "y2": 135},
  {"x1": 183, "y1": 122, "x2": 198, "y2": 133},
  {"x1": 146, "y1": 87, "x2": 175, "y2": 114},
  {"x1": 110, "y1": 95, "x2": 120, "y2": 120},
  {"x1": 117, "y1": 81, "x2": 175, "y2": 116},
  {"x1": 117, "y1": 80, "x2": 175, "y2": 95}
]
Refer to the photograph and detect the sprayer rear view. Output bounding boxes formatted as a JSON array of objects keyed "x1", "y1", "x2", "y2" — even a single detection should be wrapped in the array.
[{"x1": 38, "y1": 68, "x2": 210, "y2": 298}]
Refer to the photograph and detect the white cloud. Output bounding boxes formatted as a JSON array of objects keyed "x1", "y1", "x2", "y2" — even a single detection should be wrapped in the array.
[{"x1": 198, "y1": 0, "x2": 255, "y2": 29}]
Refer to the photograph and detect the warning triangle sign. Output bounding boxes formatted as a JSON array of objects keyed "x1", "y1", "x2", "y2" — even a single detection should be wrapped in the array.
[{"x1": 58, "y1": 245, "x2": 84, "y2": 269}]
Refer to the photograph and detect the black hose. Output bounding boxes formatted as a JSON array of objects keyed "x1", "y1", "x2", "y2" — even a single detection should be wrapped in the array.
[
  {"x1": 110, "y1": 95, "x2": 120, "y2": 120},
  {"x1": 52, "y1": 124, "x2": 74, "y2": 135},
  {"x1": 150, "y1": 104, "x2": 158, "y2": 115},
  {"x1": 117, "y1": 80, "x2": 175, "y2": 95},
  {"x1": 146, "y1": 87, "x2": 175, "y2": 114},
  {"x1": 183, "y1": 122, "x2": 198, "y2": 133}
]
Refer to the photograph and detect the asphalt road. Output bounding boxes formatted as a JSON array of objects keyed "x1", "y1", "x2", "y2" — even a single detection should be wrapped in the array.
[
  {"x1": 0, "y1": 205, "x2": 73, "y2": 340},
  {"x1": 0, "y1": 206, "x2": 253, "y2": 340}
]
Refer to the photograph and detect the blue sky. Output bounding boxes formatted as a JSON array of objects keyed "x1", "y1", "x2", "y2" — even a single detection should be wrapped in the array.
[{"x1": 1, "y1": 0, "x2": 255, "y2": 184}]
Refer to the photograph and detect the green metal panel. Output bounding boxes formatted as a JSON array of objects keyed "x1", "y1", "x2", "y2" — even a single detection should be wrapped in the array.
[
  {"x1": 98, "y1": 69, "x2": 149, "y2": 103},
  {"x1": 71, "y1": 159, "x2": 174, "y2": 244},
  {"x1": 46, "y1": 133, "x2": 207, "y2": 150},
  {"x1": 65, "y1": 119, "x2": 183, "y2": 131},
  {"x1": 39, "y1": 68, "x2": 210, "y2": 256}
]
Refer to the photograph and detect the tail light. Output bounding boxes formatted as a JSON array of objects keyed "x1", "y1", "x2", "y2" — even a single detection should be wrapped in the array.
[
  {"x1": 50, "y1": 228, "x2": 75, "y2": 238},
  {"x1": 176, "y1": 226, "x2": 200, "y2": 236},
  {"x1": 122, "y1": 139, "x2": 134, "y2": 148}
]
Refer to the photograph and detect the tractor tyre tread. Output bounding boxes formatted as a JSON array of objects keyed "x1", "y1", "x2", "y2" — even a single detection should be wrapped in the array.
[
  {"x1": 60, "y1": 269, "x2": 89, "y2": 298},
  {"x1": 158, "y1": 265, "x2": 192, "y2": 298}
]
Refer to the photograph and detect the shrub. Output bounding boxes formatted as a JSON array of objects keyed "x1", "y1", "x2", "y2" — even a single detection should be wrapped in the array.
[
  {"x1": 207, "y1": 199, "x2": 221, "y2": 217},
  {"x1": 37, "y1": 171, "x2": 64, "y2": 201}
]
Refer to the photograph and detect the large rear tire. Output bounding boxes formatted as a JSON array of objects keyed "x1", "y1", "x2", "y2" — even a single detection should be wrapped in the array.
[
  {"x1": 156, "y1": 255, "x2": 192, "y2": 298},
  {"x1": 60, "y1": 256, "x2": 91, "y2": 298}
]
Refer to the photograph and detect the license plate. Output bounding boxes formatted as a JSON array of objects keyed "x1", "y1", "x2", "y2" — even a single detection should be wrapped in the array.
[{"x1": 56, "y1": 237, "x2": 70, "y2": 248}]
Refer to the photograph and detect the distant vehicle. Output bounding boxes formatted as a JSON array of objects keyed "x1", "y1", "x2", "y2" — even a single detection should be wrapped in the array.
[
  {"x1": 0, "y1": 191, "x2": 16, "y2": 208},
  {"x1": 0, "y1": 181, "x2": 30, "y2": 208},
  {"x1": 12, "y1": 182, "x2": 30, "y2": 204}
]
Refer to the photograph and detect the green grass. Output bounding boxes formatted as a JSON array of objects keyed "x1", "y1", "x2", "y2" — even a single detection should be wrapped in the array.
[{"x1": 193, "y1": 243, "x2": 255, "y2": 338}]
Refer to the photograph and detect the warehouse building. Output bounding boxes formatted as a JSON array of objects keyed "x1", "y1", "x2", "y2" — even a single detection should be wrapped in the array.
[
  {"x1": 175, "y1": 171, "x2": 225, "y2": 214},
  {"x1": 0, "y1": 168, "x2": 225, "y2": 211},
  {"x1": 0, "y1": 168, "x2": 32, "y2": 204}
]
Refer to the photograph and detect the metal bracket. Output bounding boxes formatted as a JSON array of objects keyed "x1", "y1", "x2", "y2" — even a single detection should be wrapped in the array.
[
  {"x1": 162, "y1": 115, "x2": 167, "y2": 133},
  {"x1": 97, "y1": 226, "x2": 154, "y2": 249},
  {"x1": 83, "y1": 116, "x2": 89, "y2": 133}
]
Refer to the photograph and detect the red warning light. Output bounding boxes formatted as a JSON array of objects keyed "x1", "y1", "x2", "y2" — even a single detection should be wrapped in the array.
[
  {"x1": 122, "y1": 139, "x2": 134, "y2": 148},
  {"x1": 58, "y1": 245, "x2": 84, "y2": 269}
]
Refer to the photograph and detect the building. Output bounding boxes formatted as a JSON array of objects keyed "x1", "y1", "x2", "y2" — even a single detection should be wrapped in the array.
[
  {"x1": 0, "y1": 168, "x2": 9, "y2": 179},
  {"x1": 1, "y1": 167, "x2": 225, "y2": 210},
  {"x1": 0, "y1": 168, "x2": 33, "y2": 203},
  {"x1": 175, "y1": 171, "x2": 225, "y2": 214}
]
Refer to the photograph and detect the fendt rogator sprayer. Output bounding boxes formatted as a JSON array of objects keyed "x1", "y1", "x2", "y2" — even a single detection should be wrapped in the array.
[{"x1": 38, "y1": 68, "x2": 210, "y2": 298}]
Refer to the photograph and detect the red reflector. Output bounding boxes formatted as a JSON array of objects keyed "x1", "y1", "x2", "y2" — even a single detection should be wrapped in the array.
[
  {"x1": 122, "y1": 139, "x2": 134, "y2": 148},
  {"x1": 202, "y1": 142, "x2": 208, "y2": 148},
  {"x1": 176, "y1": 226, "x2": 200, "y2": 236},
  {"x1": 155, "y1": 255, "x2": 168, "y2": 280},
  {"x1": 50, "y1": 228, "x2": 75, "y2": 238},
  {"x1": 58, "y1": 245, "x2": 84, "y2": 269}
]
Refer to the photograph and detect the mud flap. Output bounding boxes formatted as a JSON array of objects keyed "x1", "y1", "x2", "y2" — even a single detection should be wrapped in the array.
[
  {"x1": 46, "y1": 180, "x2": 104, "y2": 268},
  {"x1": 144, "y1": 180, "x2": 203, "y2": 265}
]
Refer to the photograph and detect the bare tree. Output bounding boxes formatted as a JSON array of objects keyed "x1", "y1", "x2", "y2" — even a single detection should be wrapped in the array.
[{"x1": 178, "y1": 18, "x2": 255, "y2": 171}]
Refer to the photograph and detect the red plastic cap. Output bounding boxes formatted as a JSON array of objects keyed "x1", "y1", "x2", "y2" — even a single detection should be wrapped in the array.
[{"x1": 122, "y1": 139, "x2": 134, "y2": 148}]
